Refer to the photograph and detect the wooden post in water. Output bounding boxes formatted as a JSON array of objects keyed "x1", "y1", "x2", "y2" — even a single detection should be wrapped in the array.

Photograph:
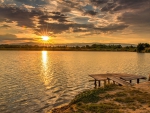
[
  {"x1": 94, "y1": 79, "x2": 97, "y2": 87},
  {"x1": 98, "y1": 80, "x2": 101, "y2": 87},
  {"x1": 137, "y1": 79, "x2": 140, "y2": 84},
  {"x1": 104, "y1": 80, "x2": 106, "y2": 86},
  {"x1": 148, "y1": 74, "x2": 150, "y2": 81},
  {"x1": 130, "y1": 80, "x2": 132, "y2": 83},
  {"x1": 108, "y1": 78, "x2": 110, "y2": 84},
  {"x1": 113, "y1": 81, "x2": 115, "y2": 84}
]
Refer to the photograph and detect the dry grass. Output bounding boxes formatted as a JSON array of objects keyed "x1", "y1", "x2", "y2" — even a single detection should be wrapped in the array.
[{"x1": 51, "y1": 84, "x2": 150, "y2": 113}]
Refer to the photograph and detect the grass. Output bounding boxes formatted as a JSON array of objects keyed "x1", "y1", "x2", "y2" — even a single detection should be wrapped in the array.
[
  {"x1": 114, "y1": 92, "x2": 127, "y2": 97},
  {"x1": 83, "y1": 103, "x2": 120, "y2": 113},
  {"x1": 51, "y1": 84, "x2": 150, "y2": 113},
  {"x1": 114, "y1": 97, "x2": 135, "y2": 103},
  {"x1": 70, "y1": 84, "x2": 117, "y2": 104}
]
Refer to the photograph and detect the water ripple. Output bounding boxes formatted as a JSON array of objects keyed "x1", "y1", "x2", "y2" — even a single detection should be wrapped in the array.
[{"x1": 0, "y1": 51, "x2": 150, "y2": 112}]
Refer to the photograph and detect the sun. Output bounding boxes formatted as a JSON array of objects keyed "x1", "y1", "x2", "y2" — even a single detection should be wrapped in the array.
[{"x1": 41, "y1": 36, "x2": 49, "y2": 41}]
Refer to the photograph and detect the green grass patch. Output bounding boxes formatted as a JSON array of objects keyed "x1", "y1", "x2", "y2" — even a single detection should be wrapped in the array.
[
  {"x1": 71, "y1": 84, "x2": 117, "y2": 104},
  {"x1": 84, "y1": 103, "x2": 120, "y2": 113},
  {"x1": 52, "y1": 85, "x2": 150, "y2": 113},
  {"x1": 114, "y1": 92, "x2": 127, "y2": 97},
  {"x1": 114, "y1": 97, "x2": 135, "y2": 103},
  {"x1": 104, "y1": 94, "x2": 114, "y2": 99}
]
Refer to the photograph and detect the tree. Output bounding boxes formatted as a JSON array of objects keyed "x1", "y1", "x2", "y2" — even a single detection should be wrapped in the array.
[{"x1": 137, "y1": 43, "x2": 145, "y2": 52}]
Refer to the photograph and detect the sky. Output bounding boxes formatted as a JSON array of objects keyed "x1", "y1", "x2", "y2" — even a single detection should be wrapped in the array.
[{"x1": 0, "y1": 0, "x2": 150, "y2": 44}]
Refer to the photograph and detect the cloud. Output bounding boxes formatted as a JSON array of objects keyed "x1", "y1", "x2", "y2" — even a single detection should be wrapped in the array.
[
  {"x1": 0, "y1": 5, "x2": 38, "y2": 28},
  {"x1": 72, "y1": 28, "x2": 89, "y2": 33},
  {"x1": 94, "y1": 24, "x2": 128, "y2": 32},
  {"x1": 84, "y1": 10, "x2": 98, "y2": 16},
  {"x1": 101, "y1": 3, "x2": 116, "y2": 12},
  {"x1": 60, "y1": 7, "x2": 71, "y2": 13},
  {"x1": 99, "y1": 0, "x2": 150, "y2": 12},
  {"x1": 118, "y1": 8, "x2": 150, "y2": 25},
  {"x1": 0, "y1": 34, "x2": 33, "y2": 41},
  {"x1": 36, "y1": 22, "x2": 94, "y2": 34},
  {"x1": 0, "y1": 0, "x2": 149, "y2": 44},
  {"x1": 90, "y1": 0, "x2": 108, "y2": 5},
  {"x1": 49, "y1": 12, "x2": 70, "y2": 23},
  {"x1": 0, "y1": 24, "x2": 11, "y2": 28},
  {"x1": 14, "y1": 0, "x2": 48, "y2": 6}
]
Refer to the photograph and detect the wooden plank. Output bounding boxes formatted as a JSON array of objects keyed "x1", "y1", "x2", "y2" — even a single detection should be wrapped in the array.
[
  {"x1": 107, "y1": 73, "x2": 132, "y2": 77},
  {"x1": 108, "y1": 77, "x2": 132, "y2": 86},
  {"x1": 120, "y1": 76, "x2": 147, "y2": 81},
  {"x1": 89, "y1": 73, "x2": 146, "y2": 87},
  {"x1": 89, "y1": 74, "x2": 111, "y2": 81}
]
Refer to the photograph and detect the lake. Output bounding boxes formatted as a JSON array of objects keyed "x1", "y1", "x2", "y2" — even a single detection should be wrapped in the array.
[{"x1": 0, "y1": 51, "x2": 150, "y2": 113}]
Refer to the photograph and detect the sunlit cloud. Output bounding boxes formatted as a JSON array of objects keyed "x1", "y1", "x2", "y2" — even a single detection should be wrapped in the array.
[{"x1": 0, "y1": 0, "x2": 149, "y2": 44}]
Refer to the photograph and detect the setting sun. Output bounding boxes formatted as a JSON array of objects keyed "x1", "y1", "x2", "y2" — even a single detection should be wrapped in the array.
[{"x1": 41, "y1": 36, "x2": 49, "y2": 41}]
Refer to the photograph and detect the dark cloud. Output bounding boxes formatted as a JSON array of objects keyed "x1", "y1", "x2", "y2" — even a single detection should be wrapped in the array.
[
  {"x1": 59, "y1": 1, "x2": 83, "y2": 13},
  {"x1": 73, "y1": 28, "x2": 88, "y2": 33},
  {"x1": 84, "y1": 10, "x2": 98, "y2": 16},
  {"x1": 60, "y1": 7, "x2": 71, "y2": 13},
  {"x1": 0, "y1": 34, "x2": 33, "y2": 41},
  {"x1": 90, "y1": 0, "x2": 108, "y2": 5},
  {"x1": 94, "y1": 24, "x2": 128, "y2": 32},
  {"x1": 49, "y1": 12, "x2": 70, "y2": 23},
  {"x1": 0, "y1": 5, "x2": 70, "y2": 29},
  {"x1": 101, "y1": 3, "x2": 116, "y2": 12},
  {"x1": 36, "y1": 21, "x2": 128, "y2": 34},
  {"x1": 0, "y1": 5, "x2": 94, "y2": 34},
  {"x1": 114, "y1": 0, "x2": 149, "y2": 11},
  {"x1": 118, "y1": 8, "x2": 150, "y2": 25},
  {"x1": 117, "y1": 0, "x2": 148, "y2": 6},
  {"x1": 36, "y1": 22, "x2": 94, "y2": 34},
  {"x1": 0, "y1": 24, "x2": 11, "y2": 28},
  {"x1": 0, "y1": 5, "x2": 39, "y2": 28},
  {"x1": 62, "y1": 1, "x2": 79, "y2": 8},
  {"x1": 99, "y1": 0, "x2": 149, "y2": 12},
  {"x1": 14, "y1": 0, "x2": 47, "y2": 6}
]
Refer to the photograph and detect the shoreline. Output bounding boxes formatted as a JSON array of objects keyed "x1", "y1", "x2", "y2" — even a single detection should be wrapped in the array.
[
  {"x1": 51, "y1": 82, "x2": 150, "y2": 113},
  {"x1": 1, "y1": 49, "x2": 150, "y2": 53},
  {"x1": 0, "y1": 48, "x2": 136, "y2": 52}
]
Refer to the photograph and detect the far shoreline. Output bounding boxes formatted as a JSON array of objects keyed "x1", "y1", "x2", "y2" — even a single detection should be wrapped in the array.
[
  {"x1": 0, "y1": 43, "x2": 149, "y2": 52},
  {"x1": 0, "y1": 49, "x2": 136, "y2": 52}
]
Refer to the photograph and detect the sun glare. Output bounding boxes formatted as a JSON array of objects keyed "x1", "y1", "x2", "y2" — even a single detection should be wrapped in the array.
[{"x1": 42, "y1": 36, "x2": 49, "y2": 41}]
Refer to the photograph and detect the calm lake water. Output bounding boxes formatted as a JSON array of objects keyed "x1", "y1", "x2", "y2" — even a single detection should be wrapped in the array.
[{"x1": 0, "y1": 51, "x2": 150, "y2": 113}]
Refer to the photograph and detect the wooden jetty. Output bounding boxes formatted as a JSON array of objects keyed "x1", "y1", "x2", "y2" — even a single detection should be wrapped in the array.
[{"x1": 89, "y1": 73, "x2": 147, "y2": 87}]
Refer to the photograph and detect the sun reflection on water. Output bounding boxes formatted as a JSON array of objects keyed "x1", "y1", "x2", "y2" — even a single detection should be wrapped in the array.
[
  {"x1": 42, "y1": 51, "x2": 48, "y2": 64},
  {"x1": 42, "y1": 51, "x2": 50, "y2": 86}
]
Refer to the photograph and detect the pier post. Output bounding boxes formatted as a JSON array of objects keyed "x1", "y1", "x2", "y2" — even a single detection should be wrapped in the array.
[
  {"x1": 148, "y1": 74, "x2": 150, "y2": 81},
  {"x1": 113, "y1": 81, "x2": 115, "y2": 84},
  {"x1": 94, "y1": 79, "x2": 97, "y2": 87},
  {"x1": 104, "y1": 80, "x2": 106, "y2": 86},
  {"x1": 98, "y1": 80, "x2": 101, "y2": 87},
  {"x1": 137, "y1": 79, "x2": 140, "y2": 84},
  {"x1": 130, "y1": 80, "x2": 132, "y2": 83},
  {"x1": 108, "y1": 78, "x2": 110, "y2": 84}
]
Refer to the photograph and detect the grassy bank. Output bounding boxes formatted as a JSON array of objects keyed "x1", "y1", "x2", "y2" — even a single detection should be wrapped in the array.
[{"x1": 51, "y1": 84, "x2": 150, "y2": 113}]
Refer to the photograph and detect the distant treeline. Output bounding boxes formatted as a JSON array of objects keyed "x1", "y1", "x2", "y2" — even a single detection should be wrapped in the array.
[{"x1": 0, "y1": 43, "x2": 150, "y2": 52}]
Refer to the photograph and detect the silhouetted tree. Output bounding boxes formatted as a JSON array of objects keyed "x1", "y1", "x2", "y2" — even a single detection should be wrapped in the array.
[
  {"x1": 137, "y1": 43, "x2": 145, "y2": 52},
  {"x1": 86, "y1": 45, "x2": 90, "y2": 48}
]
